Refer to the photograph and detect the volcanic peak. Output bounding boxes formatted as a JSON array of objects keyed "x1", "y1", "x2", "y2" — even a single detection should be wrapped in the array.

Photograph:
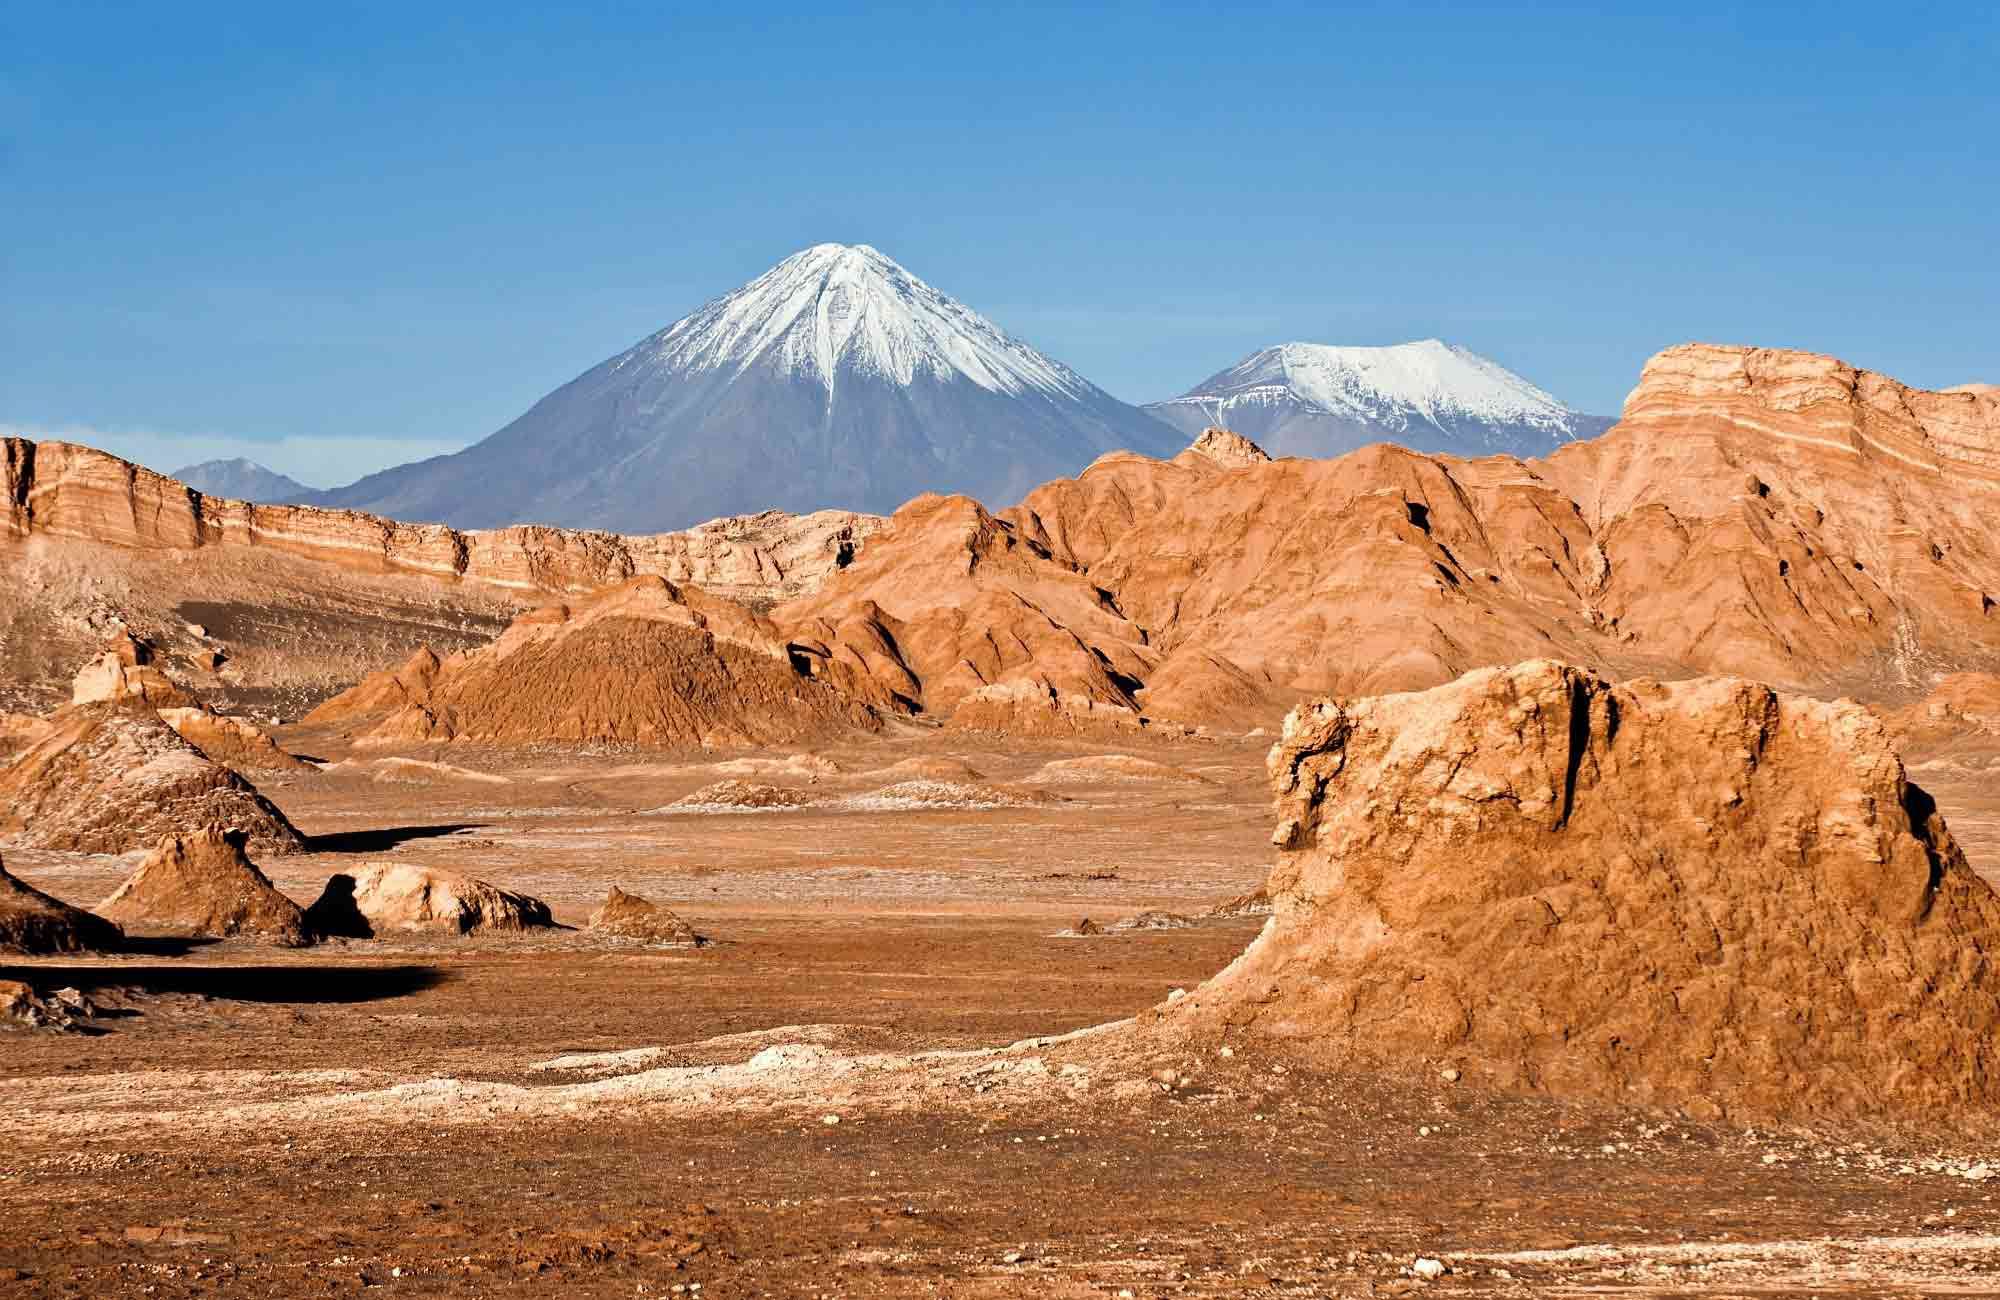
[{"x1": 636, "y1": 242, "x2": 1093, "y2": 400}]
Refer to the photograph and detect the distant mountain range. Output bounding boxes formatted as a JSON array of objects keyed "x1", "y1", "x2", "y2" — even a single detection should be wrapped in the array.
[
  {"x1": 169, "y1": 458, "x2": 315, "y2": 504},
  {"x1": 1145, "y1": 340, "x2": 1614, "y2": 459},
  {"x1": 260, "y1": 244, "x2": 1616, "y2": 531},
  {"x1": 300, "y1": 244, "x2": 1183, "y2": 532}
]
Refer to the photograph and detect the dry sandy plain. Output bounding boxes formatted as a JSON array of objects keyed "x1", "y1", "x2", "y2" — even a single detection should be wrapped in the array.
[{"x1": 5, "y1": 716, "x2": 2000, "y2": 1298}]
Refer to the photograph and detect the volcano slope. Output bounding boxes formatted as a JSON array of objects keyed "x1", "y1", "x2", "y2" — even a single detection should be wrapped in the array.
[
  {"x1": 1152, "y1": 660, "x2": 2000, "y2": 1119},
  {"x1": 775, "y1": 344, "x2": 2000, "y2": 730}
]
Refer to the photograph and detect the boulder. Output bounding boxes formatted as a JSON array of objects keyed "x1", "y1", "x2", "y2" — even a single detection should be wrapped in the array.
[
  {"x1": 0, "y1": 854, "x2": 122, "y2": 954},
  {"x1": 70, "y1": 651, "x2": 200, "y2": 710},
  {"x1": 1163, "y1": 660, "x2": 2000, "y2": 1118},
  {"x1": 588, "y1": 887, "x2": 703, "y2": 945},
  {"x1": 97, "y1": 828, "x2": 310, "y2": 946},
  {"x1": 0, "y1": 701, "x2": 305, "y2": 857},
  {"x1": 305, "y1": 864, "x2": 555, "y2": 937}
]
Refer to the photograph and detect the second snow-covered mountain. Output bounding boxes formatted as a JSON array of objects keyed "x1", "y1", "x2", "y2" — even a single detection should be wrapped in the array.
[
  {"x1": 307, "y1": 244, "x2": 1182, "y2": 532},
  {"x1": 1146, "y1": 339, "x2": 1612, "y2": 459}
]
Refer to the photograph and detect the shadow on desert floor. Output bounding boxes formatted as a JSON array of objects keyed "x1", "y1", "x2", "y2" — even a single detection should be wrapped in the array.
[
  {"x1": 0, "y1": 962, "x2": 452, "y2": 1004},
  {"x1": 308, "y1": 823, "x2": 487, "y2": 853}
]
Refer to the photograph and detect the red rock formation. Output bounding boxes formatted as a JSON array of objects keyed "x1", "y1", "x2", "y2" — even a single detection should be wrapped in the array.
[
  {"x1": 1, "y1": 439, "x2": 880, "y2": 602},
  {"x1": 777, "y1": 344, "x2": 2000, "y2": 728},
  {"x1": 587, "y1": 887, "x2": 703, "y2": 944},
  {"x1": 1159, "y1": 660, "x2": 2000, "y2": 1118}
]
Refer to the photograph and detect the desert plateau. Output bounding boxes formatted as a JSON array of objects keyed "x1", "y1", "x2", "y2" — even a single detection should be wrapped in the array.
[{"x1": 4, "y1": 338, "x2": 2000, "y2": 1298}]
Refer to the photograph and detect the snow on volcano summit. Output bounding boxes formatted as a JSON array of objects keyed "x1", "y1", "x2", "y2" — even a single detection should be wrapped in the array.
[{"x1": 1147, "y1": 340, "x2": 1611, "y2": 460}]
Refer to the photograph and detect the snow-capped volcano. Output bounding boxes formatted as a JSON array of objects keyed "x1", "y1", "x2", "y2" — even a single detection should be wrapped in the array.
[
  {"x1": 649, "y1": 243, "x2": 1095, "y2": 399},
  {"x1": 1146, "y1": 340, "x2": 1612, "y2": 460},
  {"x1": 307, "y1": 244, "x2": 1180, "y2": 531}
]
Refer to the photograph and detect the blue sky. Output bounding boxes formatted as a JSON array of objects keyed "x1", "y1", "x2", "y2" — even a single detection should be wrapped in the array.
[{"x1": 4, "y1": 2, "x2": 1995, "y2": 486}]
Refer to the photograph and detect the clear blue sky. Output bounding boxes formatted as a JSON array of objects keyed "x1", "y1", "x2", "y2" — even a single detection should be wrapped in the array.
[{"x1": 4, "y1": 2, "x2": 1994, "y2": 486}]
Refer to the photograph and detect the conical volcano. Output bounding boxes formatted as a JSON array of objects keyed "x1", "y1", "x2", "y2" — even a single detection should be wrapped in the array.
[{"x1": 310, "y1": 244, "x2": 1180, "y2": 531}]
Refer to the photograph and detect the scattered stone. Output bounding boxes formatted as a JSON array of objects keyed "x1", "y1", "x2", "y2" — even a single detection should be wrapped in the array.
[
  {"x1": 1, "y1": 978, "x2": 100, "y2": 1032},
  {"x1": 1413, "y1": 1257, "x2": 1448, "y2": 1280}
]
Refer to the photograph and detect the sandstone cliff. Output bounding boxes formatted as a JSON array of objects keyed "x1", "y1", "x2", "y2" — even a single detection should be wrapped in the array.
[{"x1": 1, "y1": 439, "x2": 880, "y2": 603}]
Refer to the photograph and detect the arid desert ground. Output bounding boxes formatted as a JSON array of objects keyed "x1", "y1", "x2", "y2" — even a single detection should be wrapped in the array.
[{"x1": 6, "y1": 346, "x2": 2000, "y2": 1297}]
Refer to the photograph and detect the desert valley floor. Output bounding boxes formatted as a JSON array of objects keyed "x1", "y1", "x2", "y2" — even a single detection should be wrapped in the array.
[{"x1": 5, "y1": 715, "x2": 2000, "y2": 1298}]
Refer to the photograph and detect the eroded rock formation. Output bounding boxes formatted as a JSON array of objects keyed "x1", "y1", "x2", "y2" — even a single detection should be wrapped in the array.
[
  {"x1": 0, "y1": 700, "x2": 305, "y2": 856},
  {"x1": 98, "y1": 828, "x2": 311, "y2": 945},
  {"x1": 307, "y1": 576, "x2": 884, "y2": 747},
  {"x1": 2, "y1": 439, "x2": 881, "y2": 602},
  {"x1": 1162, "y1": 660, "x2": 2000, "y2": 1118},
  {"x1": 587, "y1": 887, "x2": 702, "y2": 944},
  {"x1": 304, "y1": 865, "x2": 556, "y2": 936},
  {"x1": 0, "y1": 854, "x2": 122, "y2": 954},
  {"x1": 774, "y1": 344, "x2": 2000, "y2": 728}
]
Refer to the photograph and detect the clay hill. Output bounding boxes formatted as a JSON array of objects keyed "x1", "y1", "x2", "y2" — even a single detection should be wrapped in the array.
[
  {"x1": 773, "y1": 344, "x2": 2000, "y2": 730},
  {"x1": 0, "y1": 855, "x2": 122, "y2": 954},
  {"x1": 1152, "y1": 660, "x2": 2000, "y2": 1118},
  {"x1": 305, "y1": 576, "x2": 884, "y2": 746},
  {"x1": 0, "y1": 699, "x2": 305, "y2": 856},
  {"x1": 98, "y1": 828, "x2": 311, "y2": 946}
]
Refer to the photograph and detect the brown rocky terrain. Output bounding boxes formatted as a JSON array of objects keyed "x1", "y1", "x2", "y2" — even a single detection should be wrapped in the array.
[
  {"x1": 98, "y1": 828, "x2": 312, "y2": 946},
  {"x1": 772, "y1": 344, "x2": 2000, "y2": 731},
  {"x1": 0, "y1": 854, "x2": 122, "y2": 954},
  {"x1": 2, "y1": 438, "x2": 878, "y2": 603},
  {"x1": 6, "y1": 343, "x2": 2000, "y2": 1295},
  {"x1": 304, "y1": 576, "x2": 885, "y2": 746},
  {"x1": 0, "y1": 439, "x2": 877, "y2": 715},
  {"x1": 1155, "y1": 660, "x2": 2000, "y2": 1118},
  {"x1": 0, "y1": 700, "x2": 306, "y2": 856}
]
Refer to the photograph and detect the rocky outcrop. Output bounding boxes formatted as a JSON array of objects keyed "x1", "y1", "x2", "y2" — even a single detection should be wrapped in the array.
[
  {"x1": 0, "y1": 854, "x2": 122, "y2": 954},
  {"x1": 1162, "y1": 660, "x2": 2000, "y2": 1118},
  {"x1": 307, "y1": 576, "x2": 884, "y2": 748},
  {"x1": 304, "y1": 864, "x2": 555, "y2": 937},
  {"x1": 587, "y1": 887, "x2": 702, "y2": 944},
  {"x1": 1, "y1": 439, "x2": 881, "y2": 602},
  {"x1": 97, "y1": 828, "x2": 311, "y2": 945},
  {"x1": 155, "y1": 707, "x2": 313, "y2": 772},
  {"x1": 70, "y1": 651, "x2": 199, "y2": 710},
  {"x1": 1176, "y1": 427, "x2": 1271, "y2": 468},
  {"x1": 0, "y1": 701, "x2": 305, "y2": 856}
]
